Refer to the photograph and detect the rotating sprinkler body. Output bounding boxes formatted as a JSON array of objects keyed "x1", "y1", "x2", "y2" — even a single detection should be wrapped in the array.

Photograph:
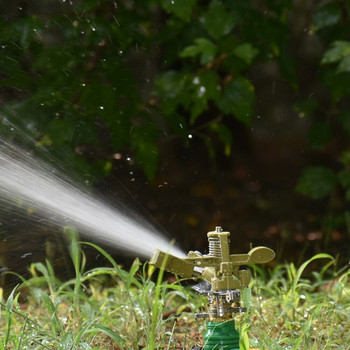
[{"x1": 150, "y1": 226, "x2": 275, "y2": 350}]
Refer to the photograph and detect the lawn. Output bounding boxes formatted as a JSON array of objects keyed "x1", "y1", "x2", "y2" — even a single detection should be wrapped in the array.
[{"x1": 0, "y1": 232, "x2": 349, "y2": 349}]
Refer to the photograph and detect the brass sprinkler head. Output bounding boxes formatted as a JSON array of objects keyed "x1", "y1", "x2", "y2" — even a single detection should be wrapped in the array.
[{"x1": 150, "y1": 226, "x2": 275, "y2": 320}]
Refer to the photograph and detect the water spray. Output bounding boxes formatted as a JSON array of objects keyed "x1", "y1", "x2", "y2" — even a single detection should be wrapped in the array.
[
  {"x1": 0, "y1": 138, "x2": 185, "y2": 259},
  {"x1": 150, "y1": 226, "x2": 275, "y2": 349}
]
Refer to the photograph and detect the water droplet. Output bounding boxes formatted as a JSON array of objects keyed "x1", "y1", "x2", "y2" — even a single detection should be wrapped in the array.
[
  {"x1": 91, "y1": 27, "x2": 96, "y2": 32},
  {"x1": 198, "y1": 86, "x2": 206, "y2": 97},
  {"x1": 193, "y1": 76, "x2": 200, "y2": 85},
  {"x1": 113, "y1": 153, "x2": 122, "y2": 160},
  {"x1": 99, "y1": 106, "x2": 104, "y2": 110},
  {"x1": 188, "y1": 134, "x2": 193, "y2": 139},
  {"x1": 81, "y1": 83, "x2": 86, "y2": 87}
]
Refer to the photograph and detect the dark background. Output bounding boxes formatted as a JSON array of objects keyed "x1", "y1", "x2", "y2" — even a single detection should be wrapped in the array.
[{"x1": 0, "y1": 0, "x2": 349, "y2": 288}]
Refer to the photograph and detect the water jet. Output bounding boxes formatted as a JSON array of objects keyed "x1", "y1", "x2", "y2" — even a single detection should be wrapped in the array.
[{"x1": 0, "y1": 137, "x2": 184, "y2": 260}]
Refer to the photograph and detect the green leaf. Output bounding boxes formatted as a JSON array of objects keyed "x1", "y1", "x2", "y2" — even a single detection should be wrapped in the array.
[
  {"x1": 308, "y1": 122, "x2": 332, "y2": 149},
  {"x1": 321, "y1": 41, "x2": 350, "y2": 65},
  {"x1": 337, "y1": 54, "x2": 350, "y2": 73},
  {"x1": 162, "y1": 0, "x2": 196, "y2": 22},
  {"x1": 197, "y1": 70, "x2": 221, "y2": 103},
  {"x1": 190, "y1": 97, "x2": 207, "y2": 123},
  {"x1": 233, "y1": 43, "x2": 259, "y2": 64},
  {"x1": 201, "y1": 0, "x2": 237, "y2": 39},
  {"x1": 190, "y1": 70, "x2": 221, "y2": 123},
  {"x1": 180, "y1": 38, "x2": 217, "y2": 64},
  {"x1": 296, "y1": 167, "x2": 338, "y2": 199},
  {"x1": 219, "y1": 76, "x2": 255, "y2": 126},
  {"x1": 153, "y1": 71, "x2": 186, "y2": 99},
  {"x1": 313, "y1": 2, "x2": 342, "y2": 30}
]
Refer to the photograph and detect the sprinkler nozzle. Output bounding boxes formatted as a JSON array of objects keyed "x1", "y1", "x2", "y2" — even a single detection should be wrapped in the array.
[{"x1": 149, "y1": 249, "x2": 194, "y2": 278}]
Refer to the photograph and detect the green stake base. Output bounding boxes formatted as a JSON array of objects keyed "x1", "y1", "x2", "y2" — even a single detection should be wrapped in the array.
[{"x1": 203, "y1": 320, "x2": 240, "y2": 350}]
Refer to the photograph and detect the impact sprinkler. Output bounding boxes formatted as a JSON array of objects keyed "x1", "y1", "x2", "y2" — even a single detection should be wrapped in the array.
[{"x1": 150, "y1": 226, "x2": 275, "y2": 350}]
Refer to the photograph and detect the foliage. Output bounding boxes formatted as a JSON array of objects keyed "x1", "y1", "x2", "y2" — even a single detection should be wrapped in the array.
[
  {"x1": 0, "y1": 0, "x2": 293, "y2": 180},
  {"x1": 294, "y1": 0, "x2": 350, "y2": 234},
  {"x1": 2, "y1": 1, "x2": 350, "y2": 236}
]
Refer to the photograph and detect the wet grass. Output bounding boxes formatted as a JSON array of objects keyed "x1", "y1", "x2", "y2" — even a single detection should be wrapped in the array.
[
  {"x1": 0, "y1": 230, "x2": 349, "y2": 349},
  {"x1": 245, "y1": 255, "x2": 350, "y2": 349}
]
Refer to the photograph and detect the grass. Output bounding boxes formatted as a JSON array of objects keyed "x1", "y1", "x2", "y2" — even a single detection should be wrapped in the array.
[{"x1": 0, "y1": 231, "x2": 348, "y2": 349}]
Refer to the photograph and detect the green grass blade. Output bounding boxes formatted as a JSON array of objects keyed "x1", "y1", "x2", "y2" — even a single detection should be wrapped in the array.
[
  {"x1": 4, "y1": 285, "x2": 19, "y2": 346},
  {"x1": 292, "y1": 253, "x2": 334, "y2": 294},
  {"x1": 86, "y1": 324, "x2": 126, "y2": 347}
]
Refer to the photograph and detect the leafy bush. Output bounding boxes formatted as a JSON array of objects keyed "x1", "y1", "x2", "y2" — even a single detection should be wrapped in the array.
[
  {"x1": 294, "y1": 0, "x2": 350, "y2": 234},
  {"x1": 0, "y1": 0, "x2": 294, "y2": 180}
]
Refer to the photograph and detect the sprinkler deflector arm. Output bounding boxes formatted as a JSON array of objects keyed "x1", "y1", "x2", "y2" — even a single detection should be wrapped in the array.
[{"x1": 150, "y1": 236, "x2": 275, "y2": 290}]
